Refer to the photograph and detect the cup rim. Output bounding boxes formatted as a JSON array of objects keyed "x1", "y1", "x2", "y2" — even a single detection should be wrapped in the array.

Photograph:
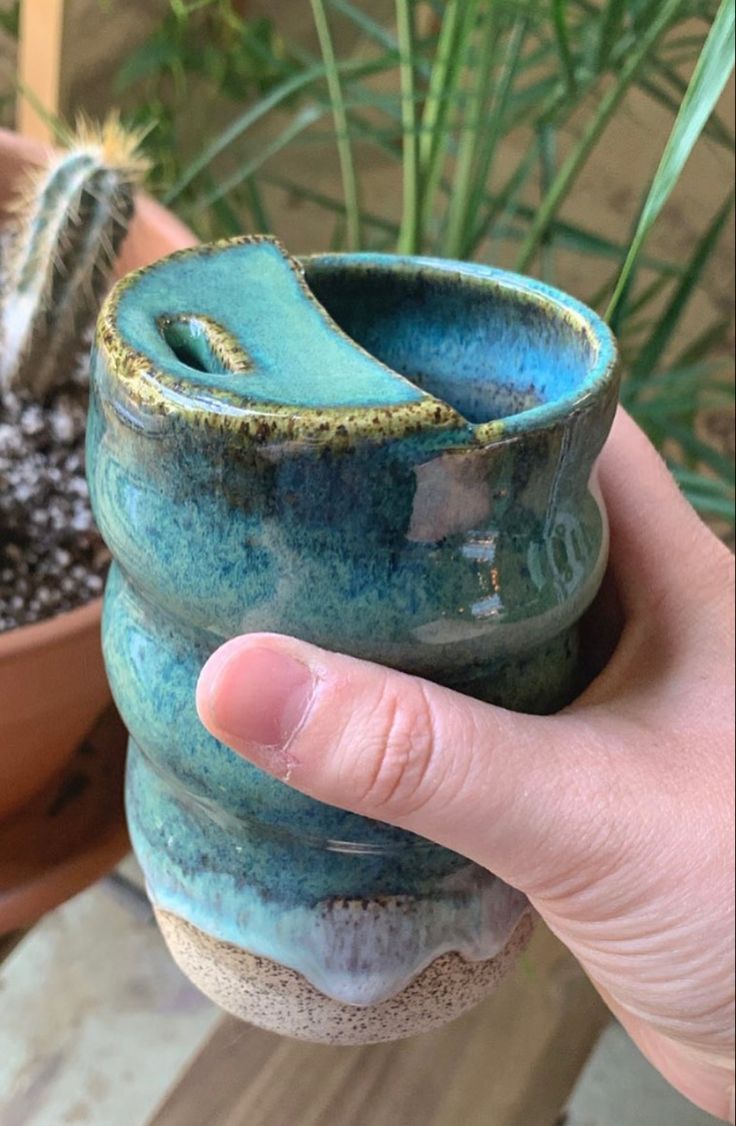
[
  {"x1": 302, "y1": 251, "x2": 620, "y2": 442},
  {"x1": 98, "y1": 237, "x2": 619, "y2": 445}
]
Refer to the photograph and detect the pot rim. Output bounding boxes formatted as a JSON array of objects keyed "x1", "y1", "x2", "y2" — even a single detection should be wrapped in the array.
[{"x1": 0, "y1": 596, "x2": 103, "y2": 660}]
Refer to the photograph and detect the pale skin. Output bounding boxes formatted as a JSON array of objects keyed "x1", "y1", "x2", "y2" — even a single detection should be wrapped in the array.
[{"x1": 197, "y1": 410, "x2": 735, "y2": 1122}]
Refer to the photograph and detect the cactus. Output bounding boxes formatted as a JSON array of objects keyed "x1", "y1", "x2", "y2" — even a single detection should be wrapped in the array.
[{"x1": 0, "y1": 116, "x2": 147, "y2": 398}]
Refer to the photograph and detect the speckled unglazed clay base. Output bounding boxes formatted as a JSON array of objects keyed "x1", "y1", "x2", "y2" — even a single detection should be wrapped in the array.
[{"x1": 155, "y1": 907, "x2": 534, "y2": 1044}]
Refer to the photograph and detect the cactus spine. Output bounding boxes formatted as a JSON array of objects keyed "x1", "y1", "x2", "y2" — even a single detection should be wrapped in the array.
[{"x1": 0, "y1": 117, "x2": 147, "y2": 398}]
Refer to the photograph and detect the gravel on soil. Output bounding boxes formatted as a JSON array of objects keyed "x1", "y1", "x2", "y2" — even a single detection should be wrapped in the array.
[{"x1": 0, "y1": 378, "x2": 109, "y2": 633}]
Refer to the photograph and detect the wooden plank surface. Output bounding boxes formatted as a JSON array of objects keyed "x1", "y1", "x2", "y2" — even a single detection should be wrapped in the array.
[{"x1": 150, "y1": 923, "x2": 608, "y2": 1126}]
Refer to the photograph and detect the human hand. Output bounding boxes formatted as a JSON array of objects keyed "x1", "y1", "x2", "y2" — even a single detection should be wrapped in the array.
[{"x1": 197, "y1": 409, "x2": 735, "y2": 1122}]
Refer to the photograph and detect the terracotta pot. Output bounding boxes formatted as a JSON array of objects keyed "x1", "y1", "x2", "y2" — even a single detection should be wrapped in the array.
[{"x1": 0, "y1": 128, "x2": 196, "y2": 819}]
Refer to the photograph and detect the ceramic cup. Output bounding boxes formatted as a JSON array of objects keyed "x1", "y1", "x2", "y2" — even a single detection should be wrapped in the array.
[{"x1": 87, "y1": 237, "x2": 619, "y2": 1044}]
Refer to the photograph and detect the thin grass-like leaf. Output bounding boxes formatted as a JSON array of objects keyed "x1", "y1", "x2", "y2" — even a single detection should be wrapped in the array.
[
  {"x1": 607, "y1": 187, "x2": 651, "y2": 336},
  {"x1": 633, "y1": 72, "x2": 734, "y2": 149},
  {"x1": 632, "y1": 194, "x2": 733, "y2": 377},
  {"x1": 421, "y1": 0, "x2": 481, "y2": 242},
  {"x1": 327, "y1": 0, "x2": 398, "y2": 49},
  {"x1": 261, "y1": 173, "x2": 399, "y2": 234},
  {"x1": 672, "y1": 466, "x2": 735, "y2": 519},
  {"x1": 482, "y1": 196, "x2": 684, "y2": 273},
  {"x1": 539, "y1": 121, "x2": 557, "y2": 282},
  {"x1": 242, "y1": 178, "x2": 273, "y2": 233},
  {"x1": 552, "y1": 0, "x2": 577, "y2": 95},
  {"x1": 622, "y1": 272, "x2": 674, "y2": 318},
  {"x1": 188, "y1": 105, "x2": 322, "y2": 212},
  {"x1": 198, "y1": 172, "x2": 244, "y2": 238},
  {"x1": 597, "y1": 0, "x2": 628, "y2": 69},
  {"x1": 626, "y1": 362, "x2": 733, "y2": 405},
  {"x1": 418, "y1": 0, "x2": 463, "y2": 189},
  {"x1": 475, "y1": 141, "x2": 540, "y2": 255},
  {"x1": 396, "y1": 0, "x2": 420, "y2": 253},
  {"x1": 569, "y1": 0, "x2": 734, "y2": 146},
  {"x1": 649, "y1": 54, "x2": 735, "y2": 148},
  {"x1": 607, "y1": 0, "x2": 736, "y2": 319},
  {"x1": 515, "y1": 0, "x2": 682, "y2": 273},
  {"x1": 311, "y1": 0, "x2": 363, "y2": 250},
  {"x1": 672, "y1": 465, "x2": 735, "y2": 491},
  {"x1": 587, "y1": 273, "x2": 617, "y2": 311},
  {"x1": 463, "y1": 14, "x2": 528, "y2": 258},
  {"x1": 674, "y1": 317, "x2": 733, "y2": 367},
  {"x1": 444, "y1": 5, "x2": 499, "y2": 257},
  {"x1": 163, "y1": 54, "x2": 395, "y2": 204},
  {"x1": 163, "y1": 63, "x2": 325, "y2": 202},
  {"x1": 14, "y1": 83, "x2": 73, "y2": 145},
  {"x1": 665, "y1": 424, "x2": 736, "y2": 483}
]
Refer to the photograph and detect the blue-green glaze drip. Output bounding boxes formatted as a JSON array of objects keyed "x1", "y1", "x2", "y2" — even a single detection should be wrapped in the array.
[{"x1": 88, "y1": 238, "x2": 619, "y2": 1007}]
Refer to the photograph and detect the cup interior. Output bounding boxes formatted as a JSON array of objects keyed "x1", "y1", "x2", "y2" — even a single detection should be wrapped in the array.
[{"x1": 303, "y1": 257, "x2": 604, "y2": 425}]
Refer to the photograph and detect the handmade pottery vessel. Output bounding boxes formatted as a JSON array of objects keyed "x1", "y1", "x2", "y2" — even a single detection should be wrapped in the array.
[{"x1": 87, "y1": 238, "x2": 619, "y2": 1044}]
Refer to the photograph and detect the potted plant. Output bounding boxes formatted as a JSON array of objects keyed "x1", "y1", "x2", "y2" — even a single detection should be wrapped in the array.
[{"x1": 0, "y1": 123, "x2": 194, "y2": 827}]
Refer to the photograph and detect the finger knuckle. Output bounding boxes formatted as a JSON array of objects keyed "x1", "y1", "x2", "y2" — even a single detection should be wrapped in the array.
[{"x1": 359, "y1": 675, "x2": 439, "y2": 818}]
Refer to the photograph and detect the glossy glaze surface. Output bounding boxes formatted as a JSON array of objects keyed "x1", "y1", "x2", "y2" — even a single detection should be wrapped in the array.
[{"x1": 88, "y1": 238, "x2": 618, "y2": 1025}]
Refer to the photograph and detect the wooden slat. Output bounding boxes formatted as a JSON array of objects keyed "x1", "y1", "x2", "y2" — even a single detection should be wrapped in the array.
[
  {"x1": 149, "y1": 923, "x2": 608, "y2": 1126},
  {"x1": 16, "y1": 0, "x2": 65, "y2": 142}
]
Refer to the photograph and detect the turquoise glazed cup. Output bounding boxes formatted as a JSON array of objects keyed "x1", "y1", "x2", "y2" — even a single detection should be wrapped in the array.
[{"x1": 88, "y1": 238, "x2": 619, "y2": 1044}]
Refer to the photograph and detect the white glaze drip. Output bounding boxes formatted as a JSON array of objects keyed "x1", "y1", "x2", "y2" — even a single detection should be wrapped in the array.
[{"x1": 148, "y1": 864, "x2": 530, "y2": 1007}]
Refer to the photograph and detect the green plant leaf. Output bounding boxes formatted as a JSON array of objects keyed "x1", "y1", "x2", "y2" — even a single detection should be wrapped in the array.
[
  {"x1": 552, "y1": 0, "x2": 577, "y2": 96},
  {"x1": 463, "y1": 13, "x2": 529, "y2": 258},
  {"x1": 631, "y1": 193, "x2": 733, "y2": 377},
  {"x1": 443, "y1": 3, "x2": 499, "y2": 257},
  {"x1": 673, "y1": 468, "x2": 735, "y2": 519},
  {"x1": 421, "y1": 0, "x2": 482, "y2": 245},
  {"x1": 607, "y1": 0, "x2": 736, "y2": 319},
  {"x1": 327, "y1": 0, "x2": 398, "y2": 49},
  {"x1": 188, "y1": 104, "x2": 323, "y2": 212},
  {"x1": 114, "y1": 36, "x2": 182, "y2": 91},
  {"x1": 664, "y1": 422, "x2": 735, "y2": 483},
  {"x1": 162, "y1": 54, "x2": 394, "y2": 203},
  {"x1": 621, "y1": 272, "x2": 674, "y2": 318},
  {"x1": 671, "y1": 464, "x2": 735, "y2": 494},
  {"x1": 311, "y1": 0, "x2": 363, "y2": 250},
  {"x1": 480, "y1": 197, "x2": 684, "y2": 274},
  {"x1": 674, "y1": 317, "x2": 732, "y2": 367},
  {"x1": 260, "y1": 174, "x2": 399, "y2": 233},
  {"x1": 597, "y1": 0, "x2": 628, "y2": 69},
  {"x1": 538, "y1": 121, "x2": 557, "y2": 282},
  {"x1": 648, "y1": 53, "x2": 735, "y2": 148},
  {"x1": 396, "y1": 0, "x2": 420, "y2": 253},
  {"x1": 418, "y1": 0, "x2": 463, "y2": 205},
  {"x1": 625, "y1": 358, "x2": 731, "y2": 397},
  {"x1": 515, "y1": 0, "x2": 682, "y2": 274},
  {"x1": 474, "y1": 140, "x2": 541, "y2": 254},
  {"x1": 242, "y1": 177, "x2": 273, "y2": 234},
  {"x1": 0, "y1": 0, "x2": 20, "y2": 37}
]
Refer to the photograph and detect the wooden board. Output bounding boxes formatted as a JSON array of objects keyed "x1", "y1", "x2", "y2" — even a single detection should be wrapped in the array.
[{"x1": 150, "y1": 923, "x2": 608, "y2": 1126}]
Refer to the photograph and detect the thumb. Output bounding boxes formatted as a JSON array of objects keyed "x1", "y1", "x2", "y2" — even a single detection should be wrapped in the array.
[{"x1": 196, "y1": 634, "x2": 629, "y2": 898}]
